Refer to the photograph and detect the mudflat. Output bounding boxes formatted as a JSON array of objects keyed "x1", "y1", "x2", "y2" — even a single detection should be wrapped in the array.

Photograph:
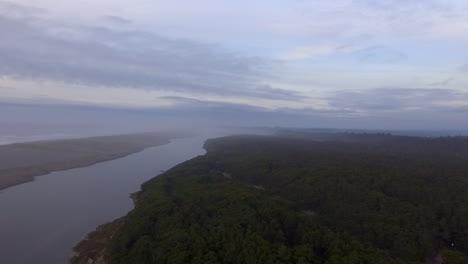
[{"x1": 0, "y1": 132, "x2": 185, "y2": 190}]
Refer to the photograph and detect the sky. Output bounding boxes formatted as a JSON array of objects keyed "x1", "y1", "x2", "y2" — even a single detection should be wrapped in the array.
[{"x1": 1, "y1": 0, "x2": 468, "y2": 131}]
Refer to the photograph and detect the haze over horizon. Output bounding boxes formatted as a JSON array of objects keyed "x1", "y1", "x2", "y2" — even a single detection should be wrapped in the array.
[
  {"x1": 3, "y1": 3, "x2": 468, "y2": 263},
  {"x1": 1, "y1": 0, "x2": 468, "y2": 131}
]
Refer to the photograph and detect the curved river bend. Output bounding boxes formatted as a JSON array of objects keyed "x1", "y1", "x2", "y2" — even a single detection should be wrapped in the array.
[{"x1": 0, "y1": 136, "x2": 207, "y2": 264}]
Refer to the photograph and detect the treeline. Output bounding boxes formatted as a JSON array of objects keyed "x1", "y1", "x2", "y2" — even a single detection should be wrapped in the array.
[
  {"x1": 108, "y1": 158, "x2": 407, "y2": 263},
  {"x1": 108, "y1": 133, "x2": 468, "y2": 263},
  {"x1": 204, "y1": 133, "x2": 468, "y2": 262}
]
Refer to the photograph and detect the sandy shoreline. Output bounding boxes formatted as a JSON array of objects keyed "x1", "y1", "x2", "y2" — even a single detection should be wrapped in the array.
[{"x1": 0, "y1": 132, "x2": 188, "y2": 191}]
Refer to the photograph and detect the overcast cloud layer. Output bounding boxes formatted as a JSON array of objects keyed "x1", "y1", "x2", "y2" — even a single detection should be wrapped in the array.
[{"x1": 1, "y1": 0, "x2": 468, "y2": 130}]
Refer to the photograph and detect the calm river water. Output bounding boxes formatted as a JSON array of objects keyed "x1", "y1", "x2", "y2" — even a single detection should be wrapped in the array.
[{"x1": 0, "y1": 136, "x2": 208, "y2": 264}]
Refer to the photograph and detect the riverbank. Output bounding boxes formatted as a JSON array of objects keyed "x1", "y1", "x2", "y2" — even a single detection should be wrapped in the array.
[
  {"x1": 0, "y1": 135, "x2": 207, "y2": 264},
  {"x1": 0, "y1": 132, "x2": 189, "y2": 190},
  {"x1": 71, "y1": 134, "x2": 468, "y2": 264},
  {"x1": 71, "y1": 217, "x2": 125, "y2": 264}
]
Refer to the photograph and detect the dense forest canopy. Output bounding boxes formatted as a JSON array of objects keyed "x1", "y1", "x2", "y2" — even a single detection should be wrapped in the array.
[{"x1": 108, "y1": 132, "x2": 468, "y2": 264}]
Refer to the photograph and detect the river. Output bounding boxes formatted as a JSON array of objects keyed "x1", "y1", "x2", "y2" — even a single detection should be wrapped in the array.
[{"x1": 0, "y1": 135, "x2": 208, "y2": 264}]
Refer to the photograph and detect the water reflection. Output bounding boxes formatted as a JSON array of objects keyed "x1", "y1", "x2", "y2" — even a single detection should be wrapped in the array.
[{"x1": 0, "y1": 136, "x2": 207, "y2": 264}]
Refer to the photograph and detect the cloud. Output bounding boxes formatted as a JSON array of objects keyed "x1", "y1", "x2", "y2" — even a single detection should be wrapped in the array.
[
  {"x1": 429, "y1": 78, "x2": 454, "y2": 87},
  {"x1": 328, "y1": 88, "x2": 468, "y2": 113},
  {"x1": 460, "y1": 63, "x2": 468, "y2": 72},
  {"x1": 158, "y1": 95, "x2": 267, "y2": 112},
  {"x1": 279, "y1": 44, "x2": 407, "y2": 64},
  {"x1": 1, "y1": 1, "x2": 468, "y2": 131},
  {"x1": 349, "y1": 0, "x2": 468, "y2": 39},
  {"x1": 278, "y1": 44, "x2": 359, "y2": 61},
  {"x1": 0, "y1": 5, "x2": 284, "y2": 101},
  {"x1": 0, "y1": 1, "x2": 45, "y2": 17},
  {"x1": 102, "y1": 15, "x2": 132, "y2": 25},
  {"x1": 355, "y1": 46, "x2": 407, "y2": 64},
  {"x1": 252, "y1": 84, "x2": 304, "y2": 100},
  {"x1": 278, "y1": 45, "x2": 338, "y2": 61},
  {"x1": 0, "y1": 99, "x2": 364, "y2": 132}
]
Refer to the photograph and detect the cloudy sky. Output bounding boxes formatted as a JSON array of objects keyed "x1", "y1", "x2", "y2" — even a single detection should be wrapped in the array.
[{"x1": 1, "y1": 0, "x2": 468, "y2": 130}]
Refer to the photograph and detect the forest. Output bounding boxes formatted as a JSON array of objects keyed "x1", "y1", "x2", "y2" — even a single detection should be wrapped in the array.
[{"x1": 108, "y1": 132, "x2": 468, "y2": 264}]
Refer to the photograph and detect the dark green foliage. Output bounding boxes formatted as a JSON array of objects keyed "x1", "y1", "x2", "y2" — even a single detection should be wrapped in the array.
[
  {"x1": 442, "y1": 249, "x2": 468, "y2": 264},
  {"x1": 109, "y1": 156, "x2": 406, "y2": 264},
  {"x1": 204, "y1": 134, "x2": 468, "y2": 262},
  {"x1": 109, "y1": 133, "x2": 468, "y2": 263}
]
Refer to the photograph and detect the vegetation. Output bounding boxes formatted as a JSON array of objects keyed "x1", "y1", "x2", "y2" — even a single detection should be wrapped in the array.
[
  {"x1": 0, "y1": 132, "x2": 185, "y2": 190},
  {"x1": 108, "y1": 132, "x2": 468, "y2": 263}
]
